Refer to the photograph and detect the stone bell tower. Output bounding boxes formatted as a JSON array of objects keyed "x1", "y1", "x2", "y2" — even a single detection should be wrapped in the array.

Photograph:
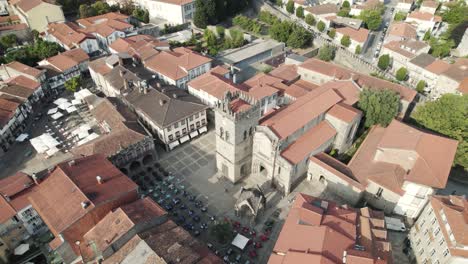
[{"x1": 214, "y1": 91, "x2": 261, "y2": 183}]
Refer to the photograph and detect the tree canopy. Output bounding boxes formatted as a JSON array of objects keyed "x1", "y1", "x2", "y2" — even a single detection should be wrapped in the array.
[
  {"x1": 4, "y1": 39, "x2": 64, "y2": 66},
  {"x1": 132, "y1": 7, "x2": 149, "y2": 23},
  {"x1": 317, "y1": 21, "x2": 326, "y2": 32},
  {"x1": 341, "y1": 35, "x2": 351, "y2": 47},
  {"x1": 359, "y1": 9, "x2": 382, "y2": 31},
  {"x1": 286, "y1": 0, "x2": 295, "y2": 14},
  {"x1": 328, "y1": 28, "x2": 336, "y2": 38},
  {"x1": 296, "y1": 6, "x2": 304, "y2": 18},
  {"x1": 395, "y1": 67, "x2": 408, "y2": 81},
  {"x1": 318, "y1": 45, "x2": 336, "y2": 61},
  {"x1": 342, "y1": 0, "x2": 350, "y2": 8},
  {"x1": 286, "y1": 26, "x2": 313, "y2": 48},
  {"x1": 416, "y1": 80, "x2": 426, "y2": 93},
  {"x1": 412, "y1": 94, "x2": 468, "y2": 168},
  {"x1": 358, "y1": 88, "x2": 400, "y2": 128},
  {"x1": 429, "y1": 37, "x2": 455, "y2": 58},
  {"x1": 0, "y1": 34, "x2": 18, "y2": 50},
  {"x1": 210, "y1": 221, "x2": 235, "y2": 244},
  {"x1": 355, "y1": 45, "x2": 361, "y2": 54},
  {"x1": 305, "y1": 14, "x2": 316, "y2": 26},
  {"x1": 65, "y1": 76, "x2": 81, "y2": 92},
  {"x1": 194, "y1": 0, "x2": 251, "y2": 28},
  {"x1": 377, "y1": 54, "x2": 390, "y2": 70}
]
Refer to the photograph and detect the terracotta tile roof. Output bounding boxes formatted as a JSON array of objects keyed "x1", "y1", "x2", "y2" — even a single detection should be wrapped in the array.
[
  {"x1": 335, "y1": 26, "x2": 369, "y2": 43},
  {"x1": 388, "y1": 22, "x2": 417, "y2": 39},
  {"x1": 292, "y1": 79, "x2": 319, "y2": 92},
  {"x1": 43, "y1": 48, "x2": 89, "y2": 72},
  {"x1": 15, "y1": 0, "x2": 48, "y2": 12},
  {"x1": 0, "y1": 23, "x2": 28, "y2": 32},
  {"x1": 269, "y1": 193, "x2": 391, "y2": 264},
  {"x1": 5, "y1": 61, "x2": 43, "y2": 78},
  {"x1": 29, "y1": 155, "x2": 138, "y2": 235},
  {"x1": 348, "y1": 120, "x2": 458, "y2": 193},
  {"x1": 0, "y1": 98, "x2": 19, "y2": 113},
  {"x1": 383, "y1": 41, "x2": 418, "y2": 58},
  {"x1": 77, "y1": 12, "x2": 132, "y2": 37},
  {"x1": 280, "y1": 121, "x2": 337, "y2": 164},
  {"x1": 319, "y1": 80, "x2": 360, "y2": 105},
  {"x1": 82, "y1": 198, "x2": 166, "y2": 262},
  {"x1": 260, "y1": 86, "x2": 342, "y2": 139},
  {"x1": 109, "y1": 35, "x2": 169, "y2": 54},
  {"x1": 442, "y1": 58, "x2": 468, "y2": 83},
  {"x1": 425, "y1": 59, "x2": 450, "y2": 74},
  {"x1": 0, "y1": 84, "x2": 34, "y2": 99},
  {"x1": 269, "y1": 64, "x2": 300, "y2": 83},
  {"x1": 145, "y1": 47, "x2": 212, "y2": 81},
  {"x1": 282, "y1": 83, "x2": 309, "y2": 99},
  {"x1": 407, "y1": 11, "x2": 442, "y2": 22},
  {"x1": 0, "y1": 172, "x2": 33, "y2": 198},
  {"x1": 421, "y1": 0, "x2": 439, "y2": 8},
  {"x1": 458, "y1": 77, "x2": 468, "y2": 94},
  {"x1": 327, "y1": 102, "x2": 362, "y2": 123},
  {"x1": 71, "y1": 98, "x2": 147, "y2": 157},
  {"x1": 229, "y1": 98, "x2": 251, "y2": 113},
  {"x1": 5, "y1": 75, "x2": 41, "y2": 90},
  {"x1": 247, "y1": 83, "x2": 279, "y2": 100},
  {"x1": 305, "y1": 4, "x2": 339, "y2": 15},
  {"x1": 0, "y1": 15, "x2": 20, "y2": 23},
  {"x1": 299, "y1": 58, "x2": 416, "y2": 102},
  {"x1": 188, "y1": 70, "x2": 245, "y2": 100},
  {"x1": 47, "y1": 22, "x2": 94, "y2": 49},
  {"x1": 0, "y1": 195, "x2": 16, "y2": 224},
  {"x1": 430, "y1": 195, "x2": 468, "y2": 258}
]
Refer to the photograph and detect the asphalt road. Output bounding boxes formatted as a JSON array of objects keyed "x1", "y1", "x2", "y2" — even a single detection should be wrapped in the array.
[{"x1": 362, "y1": 0, "x2": 399, "y2": 62}]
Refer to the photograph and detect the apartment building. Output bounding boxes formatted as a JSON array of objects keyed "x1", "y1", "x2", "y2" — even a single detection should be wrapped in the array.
[
  {"x1": 89, "y1": 53, "x2": 208, "y2": 150},
  {"x1": 405, "y1": 11, "x2": 442, "y2": 38},
  {"x1": 381, "y1": 39, "x2": 430, "y2": 71},
  {"x1": 45, "y1": 22, "x2": 100, "y2": 54},
  {"x1": 304, "y1": 4, "x2": 339, "y2": 28},
  {"x1": 144, "y1": 47, "x2": 212, "y2": 89},
  {"x1": 407, "y1": 53, "x2": 450, "y2": 88},
  {"x1": 334, "y1": 26, "x2": 369, "y2": 52},
  {"x1": 269, "y1": 193, "x2": 392, "y2": 263},
  {"x1": 409, "y1": 195, "x2": 468, "y2": 264},
  {"x1": 10, "y1": 0, "x2": 65, "y2": 32},
  {"x1": 37, "y1": 48, "x2": 90, "y2": 91}
]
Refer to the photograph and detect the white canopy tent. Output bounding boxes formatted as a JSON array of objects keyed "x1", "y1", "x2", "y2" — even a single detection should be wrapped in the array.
[
  {"x1": 51, "y1": 112, "x2": 64, "y2": 120},
  {"x1": 58, "y1": 101, "x2": 72, "y2": 110},
  {"x1": 76, "y1": 133, "x2": 100, "y2": 146},
  {"x1": 74, "y1": 89, "x2": 93, "y2": 100},
  {"x1": 15, "y1": 133, "x2": 29, "y2": 142},
  {"x1": 66, "y1": 106, "x2": 78, "y2": 113},
  {"x1": 53, "y1": 98, "x2": 68, "y2": 105},
  {"x1": 14, "y1": 244, "x2": 29, "y2": 255},
  {"x1": 47, "y1": 107, "x2": 59, "y2": 115},
  {"x1": 30, "y1": 133, "x2": 60, "y2": 154},
  {"x1": 71, "y1": 99, "x2": 82, "y2": 105},
  {"x1": 231, "y1": 234, "x2": 249, "y2": 250}
]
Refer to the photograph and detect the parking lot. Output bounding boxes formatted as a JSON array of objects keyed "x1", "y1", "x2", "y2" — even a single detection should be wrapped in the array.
[{"x1": 127, "y1": 130, "x2": 345, "y2": 264}]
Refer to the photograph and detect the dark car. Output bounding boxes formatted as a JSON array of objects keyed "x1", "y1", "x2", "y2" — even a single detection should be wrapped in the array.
[
  {"x1": 164, "y1": 203, "x2": 173, "y2": 211},
  {"x1": 177, "y1": 216, "x2": 186, "y2": 224},
  {"x1": 194, "y1": 230, "x2": 201, "y2": 236},
  {"x1": 184, "y1": 223, "x2": 194, "y2": 230},
  {"x1": 200, "y1": 223, "x2": 208, "y2": 229},
  {"x1": 201, "y1": 207, "x2": 207, "y2": 212},
  {"x1": 189, "y1": 195, "x2": 196, "y2": 201},
  {"x1": 193, "y1": 215, "x2": 201, "y2": 222},
  {"x1": 227, "y1": 248, "x2": 233, "y2": 255},
  {"x1": 180, "y1": 204, "x2": 187, "y2": 210},
  {"x1": 210, "y1": 215, "x2": 216, "y2": 221},
  {"x1": 188, "y1": 210, "x2": 195, "y2": 216},
  {"x1": 182, "y1": 190, "x2": 189, "y2": 197}
]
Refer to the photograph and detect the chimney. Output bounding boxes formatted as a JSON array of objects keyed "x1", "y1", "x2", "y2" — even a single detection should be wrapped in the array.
[
  {"x1": 68, "y1": 160, "x2": 76, "y2": 166},
  {"x1": 81, "y1": 201, "x2": 90, "y2": 209},
  {"x1": 31, "y1": 173, "x2": 39, "y2": 185},
  {"x1": 159, "y1": 99, "x2": 165, "y2": 106},
  {"x1": 96, "y1": 176, "x2": 103, "y2": 184}
]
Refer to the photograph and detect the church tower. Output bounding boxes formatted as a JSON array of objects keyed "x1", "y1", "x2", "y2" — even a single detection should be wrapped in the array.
[{"x1": 214, "y1": 91, "x2": 262, "y2": 183}]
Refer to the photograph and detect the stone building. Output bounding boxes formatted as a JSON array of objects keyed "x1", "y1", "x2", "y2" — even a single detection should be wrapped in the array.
[
  {"x1": 307, "y1": 120, "x2": 458, "y2": 219},
  {"x1": 409, "y1": 195, "x2": 468, "y2": 264}
]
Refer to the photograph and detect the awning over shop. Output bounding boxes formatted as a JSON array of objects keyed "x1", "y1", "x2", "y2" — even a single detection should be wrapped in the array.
[
  {"x1": 168, "y1": 140, "x2": 180, "y2": 150},
  {"x1": 190, "y1": 130, "x2": 199, "y2": 138},
  {"x1": 198, "y1": 126, "x2": 207, "y2": 134},
  {"x1": 179, "y1": 135, "x2": 190, "y2": 144}
]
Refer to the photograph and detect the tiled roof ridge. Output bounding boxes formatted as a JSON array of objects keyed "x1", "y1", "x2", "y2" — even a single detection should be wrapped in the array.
[{"x1": 54, "y1": 164, "x2": 96, "y2": 207}]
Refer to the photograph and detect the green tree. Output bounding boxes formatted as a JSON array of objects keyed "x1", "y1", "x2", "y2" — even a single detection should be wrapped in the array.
[
  {"x1": 204, "y1": 29, "x2": 217, "y2": 47},
  {"x1": 358, "y1": 88, "x2": 400, "y2": 127},
  {"x1": 423, "y1": 30, "x2": 431, "y2": 41},
  {"x1": 0, "y1": 34, "x2": 18, "y2": 49},
  {"x1": 337, "y1": 8, "x2": 350, "y2": 17},
  {"x1": 269, "y1": 21, "x2": 294, "y2": 42},
  {"x1": 318, "y1": 45, "x2": 335, "y2": 61},
  {"x1": 276, "y1": 0, "x2": 283, "y2": 7},
  {"x1": 396, "y1": 67, "x2": 408, "y2": 81},
  {"x1": 360, "y1": 9, "x2": 382, "y2": 30},
  {"x1": 210, "y1": 221, "x2": 234, "y2": 244},
  {"x1": 416, "y1": 80, "x2": 426, "y2": 93},
  {"x1": 91, "y1": 1, "x2": 110, "y2": 15},
  {"x1": 377, "y1": 54, "x2": 390, "y2": 70},
  {"x1": 442, "y1": 2, "x2": 468, "y2": 24},
  {"x1": 317, "y1": 21, "x2": 326, "y2": 32},
  {"x1": 216, "y1": 26, "x2": 225, "y2": 38},
  {"x1": 429, "y1": 37, "x2": 455, "y2": 58},
  {"x1": 194, "y1": 0, "x2": 209, "y2": 28},
  {"x1": 328, "y1": 28, "x2": 336, "y2": 38},
  {"x1": 132, "y1": 7, "x2": 149, "y2": 23},
  {"x1": 342, "y1": 0, "x2": 350, "y2": 8},
  {"x1": 79, "y1": 4, "x2": 96, "y2": 18},
  {"x1": 286, "y1": 0, "x2": 295, "y2": 14},
  {"x1": 287, "y1": 26, "x2": 312, "y2": 48},
  {"x1": 296, "y1": 6, "x2": 304, "y2": 18},
  {"x1": 305, "y1": 14, "x2": 316, "y2": 26},
  {"x1": 64, "y1": 76, "x2": 81, "y2": 92},
  {"x1": 31, "y1": 30, "x2": 40, "y2": 41},
  {"x1": 355, "y1": 45, "x2": 362, "y2": 54},
  {"x1": 412, "y1": 94, "x2": 468, "y2": 168},
  {"x1": 341, "y1": 35, "x2": 351, "y2": 47},
  {"x1": 394, "y1": 12, "x2": 407, "y2": 21}
]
